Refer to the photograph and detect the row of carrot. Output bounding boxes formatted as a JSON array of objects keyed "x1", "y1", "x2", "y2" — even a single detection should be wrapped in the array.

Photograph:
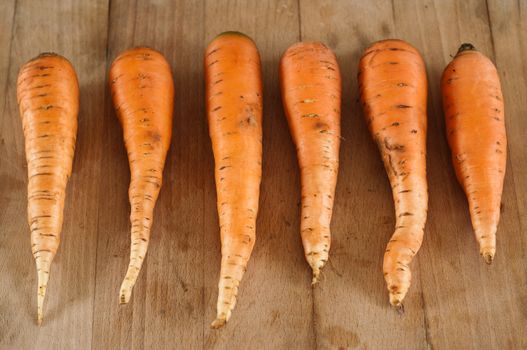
[{"x1": 16, "y1": 31, "x2": 506, "y2": 327}]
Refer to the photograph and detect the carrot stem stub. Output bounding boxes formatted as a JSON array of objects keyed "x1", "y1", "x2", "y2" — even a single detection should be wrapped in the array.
[
  {"x1": 205, "y1": 32, "x2": 263, "y2": 328},
  {"x1": 441, "y1": 44, "x2": 506, "y2": 264},
  {"x1": 280, "y1": 42, "x2": 341, "y2": 284},
  {"x1": 358, "y1": 39, "x2": 429, "y2": 308},
  {"x1": 109, "y1": 47, "x2": 174, "y2": 304},
  {"x1": 17, "y1": 52, "x2": 79, "y2": 325}
]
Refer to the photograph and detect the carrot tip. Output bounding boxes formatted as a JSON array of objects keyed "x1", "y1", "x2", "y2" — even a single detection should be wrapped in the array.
[
  {"x1": 457, "y1": 43, "x2": 476, "y2": 55},
  {"x1": 311, "y1": 269, "x2": 320, "y2": 285},
  {"x1": 393, "y1": 302, "x2": 405, "y2": 316},
  {"x1": 482, "y1": 251, "x2": 494, "y2": 265},
  {"x1": 211, "y1": 317, "x2": 227, "y2": 329},
  {"x1": 37, "y1": 269, "x2": 49, "y2": 326},
  {"x1": 389, "y1": 292, "x2": 404, "y2": 309},
  {"x1": 119, "y1": 286, "x2": 132, "y2": 304}
]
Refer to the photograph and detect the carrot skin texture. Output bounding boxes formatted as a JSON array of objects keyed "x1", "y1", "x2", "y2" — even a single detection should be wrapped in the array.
[
  {"x1": 205, "y1": 32, "x2": 263, "y2": 328},
  {"x1": 109, "y1": 47, "x2": 174, "y2": 304},
  {"x1": 280, "y1": 42, "x2": 341, "y2": 283},
  {"x1": 358, "y1": 39, "x2": 428, "y2": 307},
  {"x1": 441, "y1": 44, "x2": 506, "y2": 263},
  {"x1": 17, "y1": 53, "x2": 79, "y2": 324}
]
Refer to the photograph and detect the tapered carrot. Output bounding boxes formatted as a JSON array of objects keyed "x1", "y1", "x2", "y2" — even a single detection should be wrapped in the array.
[
  {"x1": 17, "y1": 53, "x2": 79, "y2": 325},
  {"x1": 109, "y1": 47, "x2": 174, "y2": 304},
  {"x1": 358, "y1": 39, "x2": 428, "y2": 308},
  {"x1": 205, "y1": 32, "x2": 263, "y2": 328},
  {"x1": 441, "y1": 43, "x2": 506, "y2": 264},
  {"x1": 280, "y1": 42, "x2": 341, "y2": 283}
]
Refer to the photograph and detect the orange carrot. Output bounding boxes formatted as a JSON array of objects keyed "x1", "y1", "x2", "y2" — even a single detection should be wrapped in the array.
[
  {"x1": 109, "y1": 47, "x2": 174, "y2": 304},
  {"x1": 205, "y1": 32, "x2": 263, "y2": 328},
  {"x1": 358, "y1": 39, "x2": 428, "y2": 308},
  {"x1": 280, "y1": 42, "x2": 341, "y2": 283},
  {"x1": 17, "y1": 53, "x2": 79, "y2": 324},
  {"x1": 441, "y1": 43, "x2": 506, "y2": 264}
]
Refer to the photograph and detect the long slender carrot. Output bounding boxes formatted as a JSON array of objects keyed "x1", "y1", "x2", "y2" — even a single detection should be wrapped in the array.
[
  {"x1": 441, "y1": 43, "x2": 506, "y2": 264},
  {"x1": 17, "y1": 53, "x2": 79, "y2": 325},
  {"x1": 280, "y1": 42, "x2": 341, "y2": 283},
  {"x1": 109, "y1": 47, "x2": 174, "y2": 304},
  {"x1": 358, "y1": 39, "x2": 428, "y2": 308},
  {"x1": 205, "y1": 32, "x2": 263, "y2": 328}
]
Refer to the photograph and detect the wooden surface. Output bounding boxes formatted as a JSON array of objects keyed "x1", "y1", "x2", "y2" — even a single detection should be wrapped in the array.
[{"x1": 0, "y1": 0, "x2": 525, "y2": 349}]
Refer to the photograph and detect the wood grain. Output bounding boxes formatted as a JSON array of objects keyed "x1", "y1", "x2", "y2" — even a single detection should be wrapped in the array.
[{"x1": 0, "y1": 0, "x2": 526, "y2": 349}]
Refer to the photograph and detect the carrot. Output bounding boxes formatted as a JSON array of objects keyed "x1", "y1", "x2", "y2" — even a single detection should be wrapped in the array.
[
  {"x1": 358, "y1": 39, "x2": 428, "y2": 308},
  {"x1": 205, "y1": 32, "x2": 263, "y2": 328},
  {"x1": 109, "y1": 47, "x2": 174, "y2": 304},
  {"x1": 17, "y1": 53, "x2": 79, "y2": 325},
  {"x1": 441, "y1": 43, "x2": 506, "y2": 264},
  {"x1": 279, "y1": 42, "x2": 341, "y2": 283}
]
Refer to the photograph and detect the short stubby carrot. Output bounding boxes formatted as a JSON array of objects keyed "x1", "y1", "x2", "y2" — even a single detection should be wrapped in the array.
[
  {"x1": 358, "y1": 39, "x2": 428, "y2": 308},
  {"x1": 17, "y1": 53, "x2": 79, "y2": 324},
  {"x1": 280, "y1": 42, "x2": 341, "y2": 284},
  {"x1": 205, "y1": 32, "x2": 263, "y2": 328},
  {"x1": 109, "y1": 47, "x2": 174, "y2": 304},
  {"x1": 441, "y1": 43, "x2": 506, "y2": 264}
]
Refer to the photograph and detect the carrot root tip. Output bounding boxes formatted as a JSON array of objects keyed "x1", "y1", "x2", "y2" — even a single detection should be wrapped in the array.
[
  {"x1": 311, "y1": 269, "x2": 320, "y2": 285},
  {"x1": 482, "y1": 251, "x2": 494, "y2": 265},
  {"x1": 389, "y1": 292, "x2": 404, "y2": 308},
  {"x1": 119, "y1": 284, "x2": 132, "y2": 304},
  {"x1": 211, "y1": 317, "x2": 227, "y2": 329},
  {"x1": 394, "y1": 302, "x2": 405, "y2": 316},
  {"x1": 37, "y1": 269, "x2": 50, "y2": 326}
]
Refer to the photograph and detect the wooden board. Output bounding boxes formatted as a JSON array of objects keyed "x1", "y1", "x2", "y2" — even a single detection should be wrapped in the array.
[{"x1": 0, "y1": 0, "x2": 525, "y2": 349}]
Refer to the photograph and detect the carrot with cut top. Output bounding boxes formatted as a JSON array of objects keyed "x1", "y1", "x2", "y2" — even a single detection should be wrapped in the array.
[
  {"x1": 441, "y1": 43, "x2": 506, "y2": 264},
  {"x1": 109, "y1": 47, "x2": 174, "y2": 304},
  {"x1": 205, "y1": 32, "x2": 263, "y2": 328},
  {"x1": 17, "y1": 53, "x2": 79, "y2": 325},
  {"x1": 358, "y1": 39, "x2": 428, "y2": 308},
  {"x1": 280, "y1": 42, "x2": 341, "y2": 283}
]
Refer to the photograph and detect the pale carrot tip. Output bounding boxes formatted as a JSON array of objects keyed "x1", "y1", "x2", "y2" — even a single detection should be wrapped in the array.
[
  {"x1": 119, "y1": 286, "x2": 132, "y2": 304},
  {"x1": 37, "y1": 310, "x2": 43, "y2": 326},
  {"x1": 389, "y1": 292, "x2": 404, "y2": 309},
  {"x1": 211, "y1": 317, "x2": 227, "y2": 329},
  {"x1": 311, "y1": 269, "x2": 320, "y2": 285},
  {"x1": 393, "y1": 302, "x2": 405, "y2": 315},
  {"x1": 482, "y1": 251, "x2": 494, "y2": 265},
  {"x1": 37, "y1": 272, "x2": 49, "y2": 326}
]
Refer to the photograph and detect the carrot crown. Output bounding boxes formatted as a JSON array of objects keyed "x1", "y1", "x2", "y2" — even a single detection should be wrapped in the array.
[{"x1": 457, "y1": 43, "x2": 477, "y2": 55}]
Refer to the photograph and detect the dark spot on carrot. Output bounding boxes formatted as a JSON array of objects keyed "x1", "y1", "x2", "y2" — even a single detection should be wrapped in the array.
[
  {"x1": 207, "y1": 48, "x2": 220, "y2": 56},
  {"x1": 384, "y1": 138, "x2": 405, "y2": 152},
  {"x1": 148, "y1": 131, "x2": 162, "y2": 142},
  {"x1": 396, "y1": 104, "x2": 412, "y2": 109}
]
